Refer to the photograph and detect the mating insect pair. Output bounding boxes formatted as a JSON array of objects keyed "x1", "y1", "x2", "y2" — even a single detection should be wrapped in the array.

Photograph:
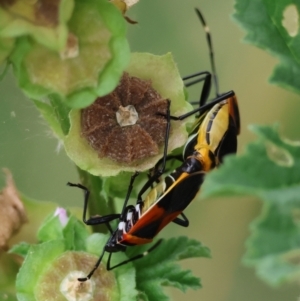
[{"x1": 68, "y1": 8, "x2": 240, "y2": 281}]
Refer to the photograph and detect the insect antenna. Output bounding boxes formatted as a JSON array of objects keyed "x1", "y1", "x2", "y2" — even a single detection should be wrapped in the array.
[{"x1": 195, "y1": 8, "x2": 220, "y2": 97}]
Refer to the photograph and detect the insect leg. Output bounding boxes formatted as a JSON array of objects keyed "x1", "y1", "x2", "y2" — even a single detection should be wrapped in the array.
[
  {"x1": 67, "y1": 182, "x2": 120, "y2": 229},
  {"x1": 183, "y1": 71, "x2": 212, "y2": 107},
  {"x1": 170, "y1": 90, "x2": 235, "y2": 121},
  {"x1": 119, "y1": 171, "x2": 140, "y2": 221},
  {"x1": 78, "y1": 246, "x2": 107, "y2": 282},
  {"x1": 138, "y1": 100, "x2": 171, "y2": 199},
  {"x1": 106, "y1": 239, "x2": 163, "y2": 270},
  {"x1": 172, "y1": 212, "x2": 189, "y2": 227},
  {"x1": 194, "y1": 7, "x2": 219, "y2": 97}
]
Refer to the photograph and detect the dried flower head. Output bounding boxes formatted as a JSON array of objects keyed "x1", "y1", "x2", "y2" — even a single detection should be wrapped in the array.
[
  {"x1": 81, "y1": 72, "x2": 169, "y2": 163},
  {"x1": 0, "y1": 169, "x2": 27, "y2": 251},
  {"x1": 64, "y1": 52, "x2": 193, "y2": 177}
]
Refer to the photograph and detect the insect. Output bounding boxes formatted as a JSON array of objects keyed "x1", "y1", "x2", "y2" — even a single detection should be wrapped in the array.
[
  {"x1": 68, "y1": 8, "x2": 240, "y2": 281},
  {"x1": 133, "y1": 7, "x2": 240, "y2": 233}
]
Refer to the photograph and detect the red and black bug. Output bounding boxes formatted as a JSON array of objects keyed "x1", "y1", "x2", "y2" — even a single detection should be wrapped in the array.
[
  {"x1": 127, "y1": 7, "x2": 240, "y2": 239},
  {"x1": 68, "y1": 8, "x2": 240, "y2": 281}
]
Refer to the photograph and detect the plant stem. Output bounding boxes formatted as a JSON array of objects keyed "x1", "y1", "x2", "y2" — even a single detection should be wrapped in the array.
[
  {"x1": 76, "y1": 167, "x2": 117, "y2": 233},
  {"x1": 48, "y1": 94, "x2": 71, "y2": 135}
]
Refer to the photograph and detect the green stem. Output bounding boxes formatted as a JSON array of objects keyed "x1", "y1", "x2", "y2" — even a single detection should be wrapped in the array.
[
  {"x1": 48, "y1": 94, "x2": 71, "y2": 135},
  {"x1": 76, "y1": 167, "x2": 117, "y2": 233}
]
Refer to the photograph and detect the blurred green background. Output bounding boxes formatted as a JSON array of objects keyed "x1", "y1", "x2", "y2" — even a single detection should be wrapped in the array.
[{"x1": 1, "y1": 0, "x2": 300, "y2": 300}]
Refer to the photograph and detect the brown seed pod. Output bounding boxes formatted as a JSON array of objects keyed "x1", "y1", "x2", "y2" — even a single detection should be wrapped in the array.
[
  {"x1": 81, "y1": 72, "x2": 169, "y2": 163},
  {"x1": 0, "y1": 169, "x2": 27, "y2": 252},
  {"x1": 36, "y1": 251, "x2": 118, "y2": 301}
]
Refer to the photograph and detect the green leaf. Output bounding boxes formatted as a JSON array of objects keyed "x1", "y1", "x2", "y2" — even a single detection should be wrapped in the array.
[
  {"x1": 37, "y1": 208, "x2": 90, "y2": 251},
  {"x1": 127, "y1": 237, "x2": 210, "y2": 301},
  {"x1": 85, "y1": 233, "x2": 108, "y2": 256},
  {"x1": 9, "y1": 242, "x2": 31, "y2": 258},
  {"x1": 37, "y1": 214, "x2": 65, "y2": 243},
  {"x1": 233, "y1": 0, "x2": 300, "y2": 95},
  {"x1": 63, "y1": 215, "x2": 90, "y2": 251},
  {"x1": 11, "y1": 194, "x2": 82, "y2": 247},
  {"x1": 202, "y1": 124, "x2": 300, "y2": 286}
]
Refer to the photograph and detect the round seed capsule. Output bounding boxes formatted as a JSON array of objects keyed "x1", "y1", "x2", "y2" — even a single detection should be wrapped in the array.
[{"x1": 81, "y1": 72, "x2": 169, "y2": 163}]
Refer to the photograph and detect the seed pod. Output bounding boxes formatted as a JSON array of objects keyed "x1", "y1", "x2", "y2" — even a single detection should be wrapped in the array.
[
  {"x1": 64, "y1": 52, "x2": 193, "y2": 177},
  {"x1": 36, "y1": 252, "x2": 117, "y2": 301},
  {"x1": 81, "y1": 72, "x2": 169, "y2": 163},
  {"x1": 0, "y1": 169, "x2": 27, "y2": 251},
  {"x1": 7, "y1": 0, "x2": 130, "y2": 108},
  {"x1": 14, "y1": 215, "x2": 137, "y2": 301}
]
